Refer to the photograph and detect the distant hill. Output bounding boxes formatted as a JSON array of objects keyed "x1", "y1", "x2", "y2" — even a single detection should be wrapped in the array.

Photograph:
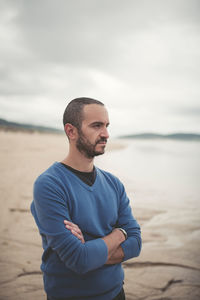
[
  {"x1": 0, "y1": 118, "x2": 63, "y2": 134},
  {"x1": 119, "y1": 132, "x2": 200, "y2": 141}
]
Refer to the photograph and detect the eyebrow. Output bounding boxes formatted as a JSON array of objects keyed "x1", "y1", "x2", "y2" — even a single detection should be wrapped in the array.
[{"x1": 90, "y1": 121, "x2": 110, "y2": 127}]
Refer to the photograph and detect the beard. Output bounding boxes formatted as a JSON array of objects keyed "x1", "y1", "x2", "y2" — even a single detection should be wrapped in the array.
[{"x1": 76, "y1": 131, "x2": 107, "y2": 159}]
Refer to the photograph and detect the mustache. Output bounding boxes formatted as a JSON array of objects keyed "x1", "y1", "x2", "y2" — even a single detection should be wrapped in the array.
[{"x1": 96, "y1": 138, "x2": 107, "y2": 144}]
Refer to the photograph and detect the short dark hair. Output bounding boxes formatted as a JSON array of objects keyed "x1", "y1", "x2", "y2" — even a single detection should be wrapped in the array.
[{"x1": 63, "y1": 97, "x2": 104, "y2": 130}]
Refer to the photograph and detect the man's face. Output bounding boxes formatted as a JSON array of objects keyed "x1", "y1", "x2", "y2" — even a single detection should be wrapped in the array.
[{"x1": 76, "y1": 104, "x2": 110, "y2": 158}]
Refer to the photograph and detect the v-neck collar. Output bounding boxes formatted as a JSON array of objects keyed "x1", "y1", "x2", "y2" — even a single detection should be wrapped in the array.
[{"x1": 55, "y1": 162, "x2": 99, "y2": 191}]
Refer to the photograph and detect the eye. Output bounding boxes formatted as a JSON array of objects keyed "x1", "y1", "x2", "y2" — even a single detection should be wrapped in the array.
[{"x1": 93, "y1": 123, "x2": 101, "y2": 128}]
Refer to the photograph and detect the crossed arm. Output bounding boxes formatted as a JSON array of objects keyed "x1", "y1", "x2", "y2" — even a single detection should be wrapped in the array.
[
  {"x1": 33, "y1": 177, "x2": 141, "y2": 273},
  {"x1": 64, "y1": 220, "x2": 125, "y2": 264}
]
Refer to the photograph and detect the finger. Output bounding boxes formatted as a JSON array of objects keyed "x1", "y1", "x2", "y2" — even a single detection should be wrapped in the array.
[
  {"x1": 64, "y1": 221, "x2": 76, "y2": 230},
  {"x1": 80, "y1": 238, "x2": 85, "y2": 244},
  {"x1": 73, "y1": 224, "x2": 81, "y2": 230},
  {"x1": 64, "y1": 222, "x2": 82, "y2": 235},
  {"x1": 65, "y1": 224, "x2": 73, "y2": 230},
  {"x1": 64, "y1": 220, "x2": 80, "y2": 231},
  {"x1": 71, "y1": 230, "x2": 83, "y2": 241},
  {"x1": 64, "y1": 220, "x2": 74, "y2": 225},
  {"x1": 64, "y1": 221, "x2": 84, "y2": 242},
  {"x1": 70, "y1": 228, "x2": 84, "y2": 242},
  {"x1": 73, "y1": 227, "x2": 82, "y2": 234},
  {"x1": 64, "y1": 220, "x2": 78, "y2": 229},
  {"x1": 65, "y1": 224, "x2": 81, "y2": 234}
]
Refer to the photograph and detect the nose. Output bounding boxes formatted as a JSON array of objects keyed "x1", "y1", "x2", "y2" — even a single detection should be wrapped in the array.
[{"x1": 100, "y1": 127, "x2": 109, "y2": 139}]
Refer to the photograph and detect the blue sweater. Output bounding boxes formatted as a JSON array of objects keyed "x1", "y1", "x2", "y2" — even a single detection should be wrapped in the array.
[{"x1": 31, "y1": 162, "x2": 141, "y2": 300}]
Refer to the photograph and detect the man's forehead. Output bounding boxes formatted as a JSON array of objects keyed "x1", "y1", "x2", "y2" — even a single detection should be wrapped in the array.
[{"x1": 82, "y1": 104, "x2": 109, "y2": 122}]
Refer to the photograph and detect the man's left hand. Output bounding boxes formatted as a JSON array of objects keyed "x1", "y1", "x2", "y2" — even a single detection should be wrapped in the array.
[{"x1": 64, "y1": 220, "x2": 85, "y2": 244}]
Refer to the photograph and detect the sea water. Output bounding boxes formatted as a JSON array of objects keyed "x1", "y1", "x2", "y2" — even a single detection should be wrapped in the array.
[{"x1": 96, "y1": 139, "x2": 200, "y2": 211}]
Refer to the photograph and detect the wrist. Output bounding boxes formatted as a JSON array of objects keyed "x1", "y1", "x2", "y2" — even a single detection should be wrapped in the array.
[
  {"x1": 111, "y1": 228, "x2": 125, "y2": 243},
  {"x1": 117, "y1": 228, "x2": 128, "y2": 241}
]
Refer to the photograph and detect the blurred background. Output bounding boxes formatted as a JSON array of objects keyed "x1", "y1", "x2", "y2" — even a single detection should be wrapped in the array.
[
  {"x1": 0, "y1": 0, "x2": 200, "y2": 137},
  {"x1": 0, "y1": 1, "x2": 200, "y2": 299}
]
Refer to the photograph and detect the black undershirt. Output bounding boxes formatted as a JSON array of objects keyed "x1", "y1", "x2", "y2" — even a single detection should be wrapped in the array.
[{"x1": 60, "y1": 163, "x2": 96, "y2": 186}]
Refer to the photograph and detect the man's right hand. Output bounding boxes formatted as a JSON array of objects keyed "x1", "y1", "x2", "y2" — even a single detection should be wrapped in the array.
[
  {"x1": 64, "y1": 220, "x2": 125, "y2": 264},
  {"x1": 102, "y1": 228, "x2": 125, "y2": 262}
]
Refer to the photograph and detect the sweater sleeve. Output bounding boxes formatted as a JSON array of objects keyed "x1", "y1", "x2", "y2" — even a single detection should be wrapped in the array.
[
  {"x1": 116, "y1": 181, "x2": 142, "y2": 261},
  {"x1": 32, "y1": 175, "x2": 108, "y2": 275}
]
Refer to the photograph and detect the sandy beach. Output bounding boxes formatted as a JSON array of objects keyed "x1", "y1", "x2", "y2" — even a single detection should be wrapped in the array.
[{"x1": 0, "y1": 131, "x2": 200, "y2": 300}]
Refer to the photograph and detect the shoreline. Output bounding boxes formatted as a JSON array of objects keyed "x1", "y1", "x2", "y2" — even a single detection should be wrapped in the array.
[{"x1": 0, "y1": 131, "x2": 199, "y2": 299}]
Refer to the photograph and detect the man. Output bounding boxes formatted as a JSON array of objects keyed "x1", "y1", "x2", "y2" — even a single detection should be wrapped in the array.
[{"x1": 31, "y1": 97, "x2": 141, "y2": 300}]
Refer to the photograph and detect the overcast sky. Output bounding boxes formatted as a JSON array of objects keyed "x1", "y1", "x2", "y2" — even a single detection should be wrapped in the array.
[{"x1": 0, "y1": 0, "x2": 200, "y2": 136}]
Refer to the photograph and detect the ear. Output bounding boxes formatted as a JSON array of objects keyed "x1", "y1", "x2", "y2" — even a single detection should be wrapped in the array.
[{"x1": 64, "y1": 123, "x2": 78, "y2": 140}]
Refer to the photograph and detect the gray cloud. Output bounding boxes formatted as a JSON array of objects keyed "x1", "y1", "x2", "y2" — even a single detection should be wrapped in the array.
[
  {"x1": 0, "y1": 0, "x2": 200, "y2": 135},
  {"x1": 173, "y1": 105, "x2": 200, "y2": 116}
]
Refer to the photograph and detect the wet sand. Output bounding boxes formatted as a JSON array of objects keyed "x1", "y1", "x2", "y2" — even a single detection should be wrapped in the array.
[{"x1": 0, "y1": 131, "x2": 200, "y2": 299}]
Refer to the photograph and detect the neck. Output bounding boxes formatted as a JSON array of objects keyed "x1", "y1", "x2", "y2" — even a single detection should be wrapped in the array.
[{"x1": 61, "y1": 145, "x2": 94, "y2": 172}]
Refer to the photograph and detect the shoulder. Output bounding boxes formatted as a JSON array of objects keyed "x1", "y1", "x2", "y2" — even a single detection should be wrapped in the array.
[
  {"x1": 35, "y1": 162, "x2": 59, "y2": 181},
  {"x1": 97, "y1": 167, "x2": 118, "y2": 180},
  {"x1": 96, "y1": 167, "x2": 124, "y2": 191},
  {"x1": 33, "y1": 163, "x2": 74, "y2": 205},
  {"x1": 34, "y1": 162, "x2": 66, "y2": 191}
]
